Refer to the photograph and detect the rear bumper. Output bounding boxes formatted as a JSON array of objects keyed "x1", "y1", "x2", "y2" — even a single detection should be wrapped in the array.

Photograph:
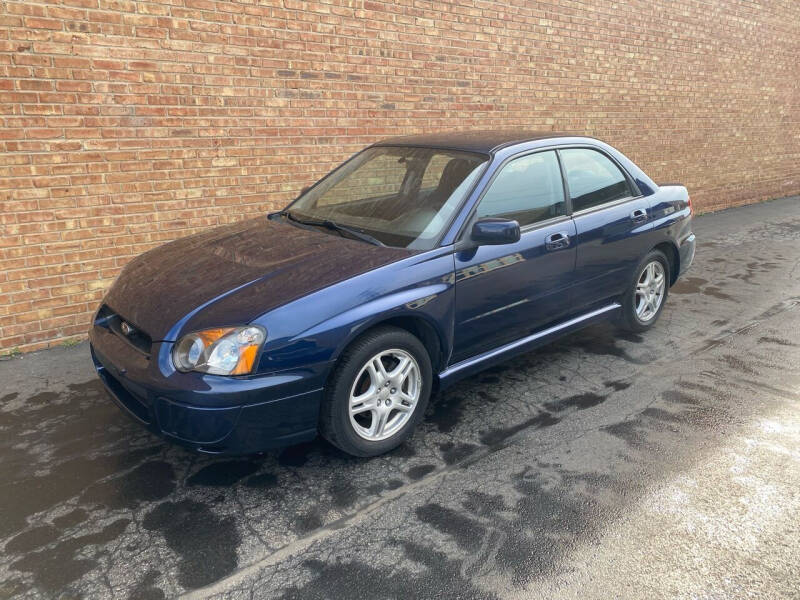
[
  {"x1": 678, "y1": 232, "x2": 696, "y2": 278},
  {"x1": 89, "y1": 325, "x2": 328, "y2": 454}
]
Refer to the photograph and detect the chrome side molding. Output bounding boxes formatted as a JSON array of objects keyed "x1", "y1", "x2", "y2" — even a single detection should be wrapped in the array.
[{"x1": 440, "y1": 303, "x2": 622, "y2": 380}]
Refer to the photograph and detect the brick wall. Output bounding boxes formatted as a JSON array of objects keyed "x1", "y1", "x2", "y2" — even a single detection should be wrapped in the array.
[{"x1": 1, "y1": 0, "x2": 799, "y2": 352}]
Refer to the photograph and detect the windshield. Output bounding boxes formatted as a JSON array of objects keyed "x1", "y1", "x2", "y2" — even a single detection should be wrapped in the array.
[{"x1": 286, "y1": 146, "x2": 487, "y2": 249}]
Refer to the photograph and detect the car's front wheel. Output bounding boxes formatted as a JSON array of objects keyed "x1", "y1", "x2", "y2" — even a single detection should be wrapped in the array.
[
  {"x1": 320, "y1": 326, "x2": 432, "y2": 457},
  {"x1": 619, "y1": 249, "x2": 670, "y2": 332}
]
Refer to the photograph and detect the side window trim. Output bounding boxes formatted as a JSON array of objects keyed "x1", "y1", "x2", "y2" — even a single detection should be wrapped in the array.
[
  {"x1": 556, "y1": 145, "x2": 641, "y2": 214},
  {"x1": 555, "y1": 149, "x2": 573, "y2": 215},
  {"x1": 519, "y1": 213, "x2": 572, "y2": 235},
  {"x1": 570, "y1": 194, "x2": 641, "y2": 217}
]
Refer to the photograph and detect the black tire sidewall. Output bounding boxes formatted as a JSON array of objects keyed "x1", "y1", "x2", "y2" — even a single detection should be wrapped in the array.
[
  {"x1": 623, "y1": 250, "x2": 670, "y2": 331},
  {"x1": 322, "y1": 327, "x2": 433, "y2": 457}
]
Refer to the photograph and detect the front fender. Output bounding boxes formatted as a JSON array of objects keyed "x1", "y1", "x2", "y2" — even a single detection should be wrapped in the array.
[
  {"x1": 252, "y1": 250, "x2": 456, "y2": 375},
  {"x1": 322, "y1": 285, "x2": 453, "y2": 364}
]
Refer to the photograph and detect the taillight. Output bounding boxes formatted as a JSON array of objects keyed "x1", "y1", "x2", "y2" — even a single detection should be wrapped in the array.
[{"x1": 687, "y1": 196, "x2": 693, "y2": 215}]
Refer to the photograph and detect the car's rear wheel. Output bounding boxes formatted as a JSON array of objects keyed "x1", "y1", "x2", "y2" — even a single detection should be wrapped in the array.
[
  {"x1": 619, "y1": 249, "x2": 670, "y2": 332},
  {"x1": 320, "y1": 326, "x2": 432, "y2": 457}
]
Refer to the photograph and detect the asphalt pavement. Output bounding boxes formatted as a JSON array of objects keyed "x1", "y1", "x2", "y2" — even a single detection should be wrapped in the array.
[{"x1": 1, "y1": 196, "x2": 799, "y2": 599}]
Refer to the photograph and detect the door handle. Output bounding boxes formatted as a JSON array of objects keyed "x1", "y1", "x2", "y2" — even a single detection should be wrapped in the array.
[
  {"x1": 630, "y1": 209, "x2": 648, "y2": 224},
  {"x1": 545, "y1": 231, "x2": 570, "y2": 251}
]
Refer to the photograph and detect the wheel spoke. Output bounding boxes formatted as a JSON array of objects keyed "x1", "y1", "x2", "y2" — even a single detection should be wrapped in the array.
[
  {"x1": 375, "y1": 357, "x2": 388, "y2": 379},
  {"x1": 400, "y1": 366, "x2": 415, "y2": 391},
  {"x1": 399, "y1": 389, "x2": 417, "y2": 404},
  {"x1": 350, "y1": 391, "x2": 378, "y2": 414},
  {"x1": 636, "y1": 291, "x2": 647, "y2": 313},
  {"x1": 365, "y1": 362, "x2": 378, "y2": 383},
  {"x1": 367, "y1": 357, "x2": 387, "y2": 384},
  {"x1": 371, "y1": 410, "x2": 388, "y2": 437},
  {"x1": 388, "y1": 356, "x2": 411, "y2": 379}
]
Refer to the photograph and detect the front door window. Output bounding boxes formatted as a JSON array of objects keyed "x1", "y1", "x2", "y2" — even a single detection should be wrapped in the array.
[{"x1": 475, "y1": 151, "x2": 566, "y2": 226}]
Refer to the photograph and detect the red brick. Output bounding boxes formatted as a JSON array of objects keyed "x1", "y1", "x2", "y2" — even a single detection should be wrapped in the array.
[{"x1": 24, "y1": 17, "x2": 64, "y2": 30}]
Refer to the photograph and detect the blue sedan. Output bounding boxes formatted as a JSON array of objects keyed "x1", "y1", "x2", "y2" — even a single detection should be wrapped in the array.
[{"x1": 89, "y1": 130, "x2": 695, "y2": 457}]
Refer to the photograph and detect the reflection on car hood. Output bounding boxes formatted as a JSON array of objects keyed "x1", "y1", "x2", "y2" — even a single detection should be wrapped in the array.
[{"x1": 103, "y1": 217, "x2": 412, "y2": 340}]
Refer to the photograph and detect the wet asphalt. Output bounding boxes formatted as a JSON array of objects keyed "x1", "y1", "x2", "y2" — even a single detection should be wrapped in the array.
[{"x1": 1, "y1": 197, "x2": 799, "y2": 599}]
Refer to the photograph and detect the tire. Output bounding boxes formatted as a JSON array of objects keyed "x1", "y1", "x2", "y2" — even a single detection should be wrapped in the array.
[
  {"x1": 618, "y1": 249, "x2": 670, "y2": 332},
  {"x1": 319, "y1": 326, "x2": 433, "y2": 457}
]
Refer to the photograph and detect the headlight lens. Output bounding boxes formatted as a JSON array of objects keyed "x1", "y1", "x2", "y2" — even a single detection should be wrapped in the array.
[{"x1": 173, "y1": 326, "x2": 266, "y2": 376}]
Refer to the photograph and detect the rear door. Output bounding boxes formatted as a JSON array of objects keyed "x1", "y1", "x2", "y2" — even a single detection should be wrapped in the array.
[
  {"x1": 560, "y1": 147, "x2": 655, "y2": 310},
  {"x1": 452, "y1": 150, "x2": 577, "y2": 363}
]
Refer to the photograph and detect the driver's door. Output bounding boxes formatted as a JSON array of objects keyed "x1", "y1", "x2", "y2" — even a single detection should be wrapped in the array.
[{"x1": 452, "y1": 150, "x2": 577, "y2": 363}]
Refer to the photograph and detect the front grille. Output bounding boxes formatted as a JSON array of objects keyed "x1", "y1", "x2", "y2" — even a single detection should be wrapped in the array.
[{"x1": 95, "y1": 304, "x2": 153, "y2": 356}]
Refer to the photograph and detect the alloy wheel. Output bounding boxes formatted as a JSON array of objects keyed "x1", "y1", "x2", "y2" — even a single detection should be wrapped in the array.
[
  {"x1": 635, "y1": 260, "x2": 666, "y2": 322},
  {"x1": 348, "y1": 349, "x2": 421, "y2": 441}
]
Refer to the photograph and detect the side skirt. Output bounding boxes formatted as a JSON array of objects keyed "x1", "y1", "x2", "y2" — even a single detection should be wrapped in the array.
[{"x1": 438, "y1": 303, "x2": 621, "y2": 389}]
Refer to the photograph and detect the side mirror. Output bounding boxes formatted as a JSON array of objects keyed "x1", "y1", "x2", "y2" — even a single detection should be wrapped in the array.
[{"x1": 471, "y1": 218, "x2": 521, "y2": 246}]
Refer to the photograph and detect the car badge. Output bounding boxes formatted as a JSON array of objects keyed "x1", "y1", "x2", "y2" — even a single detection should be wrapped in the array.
[{"x1": 120, "y1": 322, "x2": 135, "y2": 336}]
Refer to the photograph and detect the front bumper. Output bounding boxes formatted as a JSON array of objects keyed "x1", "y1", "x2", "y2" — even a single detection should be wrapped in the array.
[{"x1": 89, "y1": 324, "x2": 328, "y2": 454}]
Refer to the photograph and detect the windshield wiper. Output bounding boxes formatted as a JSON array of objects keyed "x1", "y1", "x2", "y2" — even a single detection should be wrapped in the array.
[
  {"x1": 281, "y1": 212, "x2": 386, "y2": 247},
  {"x1": 322, "y1": 220, "x2": 387, "y2": 247}
]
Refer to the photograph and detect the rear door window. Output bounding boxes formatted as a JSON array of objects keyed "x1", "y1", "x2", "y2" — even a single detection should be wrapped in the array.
[{"x1": 560, "y1": 148, "x2": 632, "y2": 212}]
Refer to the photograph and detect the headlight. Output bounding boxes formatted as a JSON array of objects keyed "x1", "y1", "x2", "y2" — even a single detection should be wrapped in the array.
[{"x1": 173, "y1": 326, "x2": 266, "y2": 376}]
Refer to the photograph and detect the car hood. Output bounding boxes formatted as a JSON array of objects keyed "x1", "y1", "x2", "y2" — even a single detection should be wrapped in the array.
[{"x1": 103, "y1": 217, "x2": 412, "y2": 340}]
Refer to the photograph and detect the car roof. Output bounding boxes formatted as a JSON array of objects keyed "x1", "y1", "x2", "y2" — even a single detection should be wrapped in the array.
[{"x1": 370, "y1": 129, "x2": 585, "y2": 154}]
